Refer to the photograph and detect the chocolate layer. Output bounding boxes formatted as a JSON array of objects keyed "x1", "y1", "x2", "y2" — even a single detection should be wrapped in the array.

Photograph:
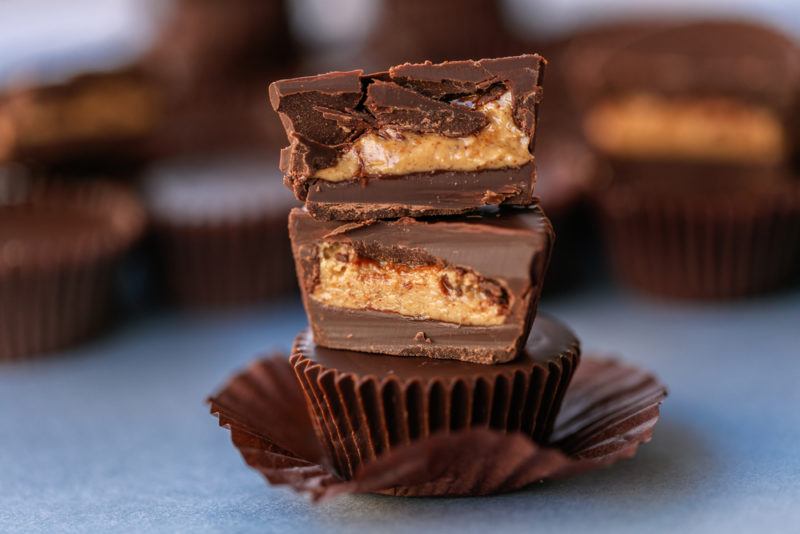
[
  {"x1": 293, "y1": 314, "x2": 578, "y2": 380},
  {"x1": 270, "y1": 54, "x2": 545, "y2": 220},
  {"x1": 563, "y1": 20, "x2": 800, "y2": 165},
  {"x1": 289, "y1": 206, "x2": 554, "y2": 363},
  {"x1": 305, "y1": 163, "x2": 534, "y2": 221}
]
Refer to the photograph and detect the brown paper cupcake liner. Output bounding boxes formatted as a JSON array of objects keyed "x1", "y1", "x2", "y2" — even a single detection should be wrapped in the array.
[
  {"x1": 290, "y1": 330, "x2": 579, "y2": 480},
  {"x1": 0, "y1": 179, "x2": 145, "y2": 360},
  {"x1": 154, "y1": 215, "x2": 297, "y2": 308},
  {"x1": 596, "y1": 181, "x2": 800, "y2": 299},
  {"x1": 209, "y1": 353, "x2": 666, "y2": 499}
]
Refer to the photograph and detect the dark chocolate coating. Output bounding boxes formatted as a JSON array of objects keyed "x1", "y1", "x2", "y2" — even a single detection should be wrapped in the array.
[
  {"x1": 293, "y1": 314, "x2": 580, "y2": 380},
  {"x1": 304, "y1": 163, "x2": 534, "y2": 221},
  {"x1": 365, "y1": 80, "x2": 488, "y2": 136},
  {"x1": 289, "y1": 205, "x2": 554, "y2": 364},
  {"x1": 269, "y1": 55, "x2": 545, "y2": 220}
]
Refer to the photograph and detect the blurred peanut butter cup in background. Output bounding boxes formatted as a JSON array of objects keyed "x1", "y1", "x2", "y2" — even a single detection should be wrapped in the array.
[
  {"x1": 144, "y1": 157, "x2": 298, "y2": 308},
  {"x1": 565, "y1": 20, "x2": 800, "y2": 298},
  {"x1": 0, "y1": 168, "x2": 145, "y2": 359}
]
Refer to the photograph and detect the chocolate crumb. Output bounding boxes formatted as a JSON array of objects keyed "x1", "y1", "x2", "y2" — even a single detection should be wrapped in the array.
[{"x1": 335, "y1": 252, "x2": 349, "y2": 263}]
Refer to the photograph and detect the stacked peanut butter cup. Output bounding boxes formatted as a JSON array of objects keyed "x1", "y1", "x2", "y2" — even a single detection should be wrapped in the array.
[{"x1": 209, "y1": 55, "x2": 667, "y2": 498}]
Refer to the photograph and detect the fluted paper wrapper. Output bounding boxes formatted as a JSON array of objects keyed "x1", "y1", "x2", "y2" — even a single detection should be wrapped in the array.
[
  {"x1": 597, "y1": 181, "x2": 800, "y2": 299},
  {"x1": 209, "y1": 354, "x2": 666, "y2": 499},
  {"x1": 0, "y1": 180, "x2": 144, "y2": 360},
  {"x1": 154, "y1": 214, "x2": 296, "y2": 308},
  {"x1": 290, "y1": 339, "x2": 578, "y2": 480}
]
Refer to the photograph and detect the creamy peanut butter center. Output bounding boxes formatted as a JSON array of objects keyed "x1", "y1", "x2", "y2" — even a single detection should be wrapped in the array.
[
  {"x1": 584, "y1": 94, "x2": 785, "y2": 164},
  {"x1": 314, "y1": 91, "x2": 532, "y2": 181},
  {"x1": 311, "y1": 242, "x2": 509, "y2": 326}
]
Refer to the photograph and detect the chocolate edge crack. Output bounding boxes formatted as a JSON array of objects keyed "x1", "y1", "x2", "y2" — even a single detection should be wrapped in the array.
[{"x1": 270, "y1": 55, "x2": 545, "y2": 200}]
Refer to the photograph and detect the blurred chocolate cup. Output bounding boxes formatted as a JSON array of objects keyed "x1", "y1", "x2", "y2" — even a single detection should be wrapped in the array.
[
  {"x1": 0, "y1": 170, "x2": 145, "y2": 359},
  {"x1": 144, "y1": 156, "x2": 298, "y2": 308},
  {"x1": 564, "y1": 20, "x2": 800, "y2": 168},
  {"x1": 145, "y1": 0, "x2": 296, "y2": 87},
  {"x1": 534, "y1": 135, "x2": 597, "y2": 294},
  {"x1": 365, "y1": 0, "x2": 520, "y2": 66},
  {"x1": 0, "y1": 68, "x2": 162, "y2": 172},
  {"x1": 594, "y1": 167, "x2": 800, "y2": 299}
]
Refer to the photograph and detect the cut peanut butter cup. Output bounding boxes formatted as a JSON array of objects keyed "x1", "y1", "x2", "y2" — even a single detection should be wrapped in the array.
[
  {"x1": 289, "y1": 205, "x2": 554, "y2": 363},
  {"x1": 269, "y1": 54, "x2": 545, "y2": 221}
]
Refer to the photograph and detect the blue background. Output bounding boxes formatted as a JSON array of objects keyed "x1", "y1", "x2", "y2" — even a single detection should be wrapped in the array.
[{"x1": 2, "y1": 286, "x2": 799, "y2": 533}]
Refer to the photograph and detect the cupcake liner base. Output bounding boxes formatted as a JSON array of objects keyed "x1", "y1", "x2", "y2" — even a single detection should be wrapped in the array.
[{"x1": 209, "y1": 353, "x2": 666, "y2": 500}]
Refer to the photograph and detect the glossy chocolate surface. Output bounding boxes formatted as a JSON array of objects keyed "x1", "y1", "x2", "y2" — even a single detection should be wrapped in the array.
[{"x1": 293, "y1": 314, "x2": 580, "y2": 380}]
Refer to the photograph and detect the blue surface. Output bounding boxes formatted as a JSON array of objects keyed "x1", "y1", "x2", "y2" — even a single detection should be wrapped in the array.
[{"x1": 2, "y1": 286, "x2": 799, "y2": 533}]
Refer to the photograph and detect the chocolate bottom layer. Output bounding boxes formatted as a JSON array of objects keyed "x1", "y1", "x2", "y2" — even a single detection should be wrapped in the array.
[
  {"x1": 290, "y1": 315, "x2": 580, "y2": 480},
  {"x1": 304, "y1": 163, "x2": 535, "y2": 221},
  {"x1": 306, "y1": 299, "x2": 532, "y2": 363}
]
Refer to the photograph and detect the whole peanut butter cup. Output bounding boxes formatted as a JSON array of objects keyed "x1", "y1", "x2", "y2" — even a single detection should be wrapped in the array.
[{"x1": 290, "y1": 314, "x2": 580, "y2": 480}]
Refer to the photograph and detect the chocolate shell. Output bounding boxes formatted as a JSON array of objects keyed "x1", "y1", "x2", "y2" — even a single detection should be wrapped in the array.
[
  {"x1": 209, "y1": 351, "x2": 667, "y2": 499},
  {"x1": 290, "y1": 315, "x2": 580, "y2": 480}
]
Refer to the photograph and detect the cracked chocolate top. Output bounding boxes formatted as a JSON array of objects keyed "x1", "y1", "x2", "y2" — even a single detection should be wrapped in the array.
[{"x1": 269, "y1": 54, "x2": 546, "y2": 199}]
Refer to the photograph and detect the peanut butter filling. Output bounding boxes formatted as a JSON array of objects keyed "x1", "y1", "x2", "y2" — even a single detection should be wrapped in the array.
[
  {"x1": 311, "y1": 242, "x2": 509, "y2": 326},
  {"x1": 314, "y1": 91, "x2": 532, "y2": 181},
  {"x1": 584, "y1": 94, "x2": 785, "y2": 165},
  {"x1": 0, "y1": 79, "x2": 159, "y2": 156}
]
